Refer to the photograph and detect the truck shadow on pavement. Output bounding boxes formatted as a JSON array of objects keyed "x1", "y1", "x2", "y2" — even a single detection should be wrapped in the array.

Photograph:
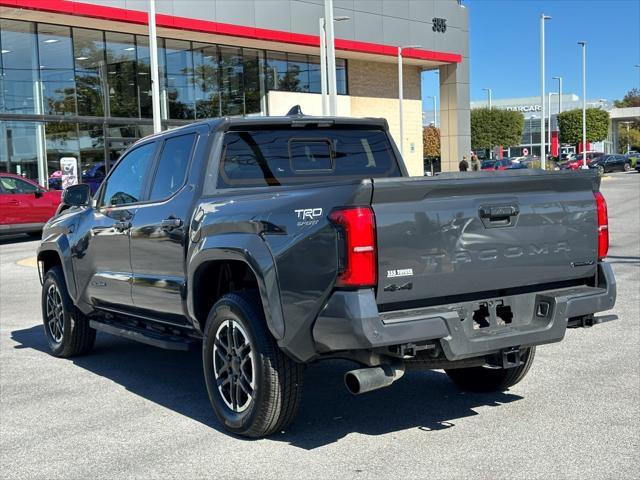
[{"x1": 12, "y1": 325, "x2": 523, "y2": 450}]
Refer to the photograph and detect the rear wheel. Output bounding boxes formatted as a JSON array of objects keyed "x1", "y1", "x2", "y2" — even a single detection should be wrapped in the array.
[
  {"x1": 445, "y1": 347, "x2": 536, "y2": 392},
  {"x1": 623, "y1": 162, "x2": 631, "y2": 172},
  {"x1": 41, "y1": 266, "x2": 96, "y2": 357},
  {"x1": 203, "y1": 291, "x2": 304, "y2": 437}
]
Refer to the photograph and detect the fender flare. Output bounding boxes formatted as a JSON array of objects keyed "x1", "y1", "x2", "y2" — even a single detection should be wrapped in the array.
[
  {"x1": 37, "y1": 234, "x2": 78, "y2": 300},
  {"x1": 187, "y1": 233, "x2": 285, "y2": 340}
]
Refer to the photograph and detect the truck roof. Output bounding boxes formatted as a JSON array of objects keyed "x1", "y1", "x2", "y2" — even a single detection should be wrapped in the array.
[{"x1": 142, "y1": 115, "x2": 390, "y2": 142}]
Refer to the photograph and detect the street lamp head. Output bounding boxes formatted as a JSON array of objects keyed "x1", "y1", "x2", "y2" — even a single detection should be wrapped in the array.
[
  {"x1": 400, "y1": 44, "x2": 422, "y2": 51},
  {"x1": 541, "y1": 14, "x2": 551, "y2": 20},
  {"x1": 552, "y1": 76, "x2": 562, "y2": 80},
  {"x1": 333, "y1": 16, "x2": 350, "y2": 21},
  {"x1": 578, "y1": 41, "x2": 586, "y2": 46}
]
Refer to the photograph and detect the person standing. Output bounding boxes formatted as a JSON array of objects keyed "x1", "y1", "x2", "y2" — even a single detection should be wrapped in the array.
[
  {"x1": 459, "y1": 156, "x2": 469, "y2": 172},
  {"x1": 470, "y1": 153, "x2": 480, "y2": 171}
]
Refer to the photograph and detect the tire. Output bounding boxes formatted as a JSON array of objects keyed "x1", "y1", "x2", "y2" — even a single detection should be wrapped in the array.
[
  {"x1": 445, "y1": 347, "x2": 536, "y2": 392},
  {"x1": 597, "y1": 165, "x2": 605, "y2": 176},
  {"x1": 41, "y1": 266, "x2": 96, "y2": 357},
  {"x1": 623, "y1": 162, "x2": 631, "y2": 172},
  {"x1": 27, "y1": 231, "x2": 42, "y2": 239},
  {"x1": 203, "y1": 291, "x2": 304, "y2": 438}
]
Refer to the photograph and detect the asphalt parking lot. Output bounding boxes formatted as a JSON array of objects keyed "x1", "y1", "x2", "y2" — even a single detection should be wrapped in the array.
[{"x1": 1, "y1": 172, "x2": 638, "y2": 479}]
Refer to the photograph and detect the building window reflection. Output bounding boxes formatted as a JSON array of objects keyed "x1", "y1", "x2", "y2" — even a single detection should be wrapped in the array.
[
  {"x1": 0, "y1": 20, "x2": 39, "y2": 114},
  {"x1": 106, "y1": 32, "x2": 139, "y2": 118},
  {"x1": 0, "y1": 18, "x2": 349, "y2": 185},
  {"x1": 73, "y1": 28, "x2": 106, "y2": 117}
]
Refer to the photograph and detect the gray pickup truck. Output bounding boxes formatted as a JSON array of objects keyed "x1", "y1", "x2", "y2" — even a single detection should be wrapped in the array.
[{"x1": 37, "y1": 114, "x2": 616, "y2": 437}]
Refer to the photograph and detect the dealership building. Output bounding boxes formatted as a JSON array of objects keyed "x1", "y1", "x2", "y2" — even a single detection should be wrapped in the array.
[
  {"x1": 468, "y1": 95, "x2": 639, "y2": 157},
  {"x1": 0, "y1": 0, "x2": 470, "y2": 187}
]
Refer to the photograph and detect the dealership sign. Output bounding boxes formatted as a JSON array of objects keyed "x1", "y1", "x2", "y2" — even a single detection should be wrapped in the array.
[{"x1": 505, "y1": 105, "x2": 542, "y2": 112}]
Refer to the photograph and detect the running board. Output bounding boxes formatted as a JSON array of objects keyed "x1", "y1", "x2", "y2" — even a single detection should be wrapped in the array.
[{"x1": 89, "y1": 319, "x2": 196, "y2": 351}]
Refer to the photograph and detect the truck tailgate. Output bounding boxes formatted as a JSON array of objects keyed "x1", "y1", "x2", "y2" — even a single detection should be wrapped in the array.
[{"x1": 372, "y1": 171, "x2": 599, "y2": 307}]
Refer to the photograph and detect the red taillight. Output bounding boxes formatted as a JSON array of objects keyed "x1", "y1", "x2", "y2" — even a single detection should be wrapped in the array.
[
  {"x1": 594, "y1": 191, "x2": 609, "y2": 260},
  {"x1": 329, "y1": 206, "x2": 377, "y2": 288}
]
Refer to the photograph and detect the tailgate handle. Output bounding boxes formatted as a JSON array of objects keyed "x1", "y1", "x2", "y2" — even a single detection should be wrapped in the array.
[
  {"x1": 479, "y1": 205, "x2": 519, "y2": 219},
  {"x1": 479, "y1": 204, "x2": 519, "y2": 227}
]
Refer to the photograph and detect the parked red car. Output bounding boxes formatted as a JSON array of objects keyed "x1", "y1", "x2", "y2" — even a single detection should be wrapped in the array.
[
  {"x1": 561, "y1": 152, "x2": 604, "y2": 171},
  {"x1": 0, "y1": 173, "x2": 62, "y2": 236}
]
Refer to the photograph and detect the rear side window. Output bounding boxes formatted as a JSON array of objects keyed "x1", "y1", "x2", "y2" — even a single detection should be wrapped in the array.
[
  {"x1": 149, "y1": 133, "x2": 197, "y2": 201},
  {"x1": 217, "y1": 128, "x2": 400, "y2": 188}
]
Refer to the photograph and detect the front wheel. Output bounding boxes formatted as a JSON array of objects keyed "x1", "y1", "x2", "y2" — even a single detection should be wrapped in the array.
[
  {"x1": 623, "y1": 162, "x2": 631, "y2": 172},
  {"x1": 203, "y1": 292, "x2": 304, "y2": 438},
  {"x1": 41, "y1": 266, "x2": 96, "y2": 357},
  {"x1": 445, "y1": 347, "x2": 536, "y2": 392}
]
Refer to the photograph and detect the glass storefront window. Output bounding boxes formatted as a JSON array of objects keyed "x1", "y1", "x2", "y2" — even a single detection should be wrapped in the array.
[
  {"x1": 220, "y1": 46, "x2": 244, "y2": 116},
  {"x1": 163, "y1": 39, "x2": 195, "y2": 120},
  {"x1": 73, "y1": 28, "x2": 105, "y2": 117},
  {"x1": 286, "y1": 53, "x2": 310, "y2": 92},
  {"x1": 266, "y1": 51, "x2": 287, "y2": 91},
  {"x1": 308, "y1": 56, "x2": 321, "y2": 93},
  {"x1": 106, "y1": 32, "x2": 138, "y2": 118},
  {"x1": 0, "y1": 121, "x2": 41, "y2": 181},
  {"x1": 0, "y1": 20, "x2": 39, "y2": 114},
  {"x1": 193, "y1": 43, "x2": 220, "y2": 119},
  {"x1": 77, "y1": 123, "x2": 105, "y2": 194},
  {"x1": 336, "y1": 58, "x2": 347, "y2": 95},
  {"x1": 242, "y1": 48, "x2": 264, "y2": 116},
  {"x1": 44, "y1": 122, "x2": 80, "y2": 190},
  {"x1": 38, "y1": 24, "x2": 76, "y2": 116},
  {"x1": 135, "y1": 35, "x2": 152, "y2": 118}
]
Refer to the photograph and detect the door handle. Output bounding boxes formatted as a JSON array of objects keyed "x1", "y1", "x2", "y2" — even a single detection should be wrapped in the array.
[
  {"x1": 113, "y1": 220, "x2": 132, "y2": 232},
  {"x1": 161, "y1": 217, "x2": 183, "y2": 230},
  {"x1": 7, "y1": 199, "x2": 20, "y2": 205}
]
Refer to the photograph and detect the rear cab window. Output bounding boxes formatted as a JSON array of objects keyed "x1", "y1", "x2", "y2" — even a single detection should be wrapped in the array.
[{"x1": 216, "y1": 127, "x2": 401, "y2": 189}]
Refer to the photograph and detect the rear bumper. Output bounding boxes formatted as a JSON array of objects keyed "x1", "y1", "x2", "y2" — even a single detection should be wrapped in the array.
[{"x1": 312, "y1": 262, "x2": 617, "y2": 361}]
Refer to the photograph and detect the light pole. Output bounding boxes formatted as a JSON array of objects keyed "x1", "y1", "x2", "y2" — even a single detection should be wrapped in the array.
[
  {"x1": 528, "y1": 116, "x2": 535, "y2": 153},
  {"x1": 148, "y1": 0, "x2": 161, "y2": 133},
  {"x1": 552, "y1": 76, "x2": 563, "y2": 113},
  {"x1": 398, "y1": 44, "x2": 421, "y2": 157},
  {"x1": 427, "y1": 95, "x2": 437, "y2": 127},
  {"x1": 621, "y1": 121, "x2": 632, "y2": 154},
  {"x1": 540, "y1": 13, "x2": 551, "y2": 170},
  {"x1": 578, "y1": 41, "x2": 588, "y2": 169},
  {"x1": 319, "y1": 18, "x2": 328, "y2": 115},
  {"x1": 482, "y1": 88, "x2": 492, "y2": 109},
  {"x1": 635, "y1": 65, "x2": 640, "y2": 87},
  {"x1": 318, "y1": 10, "x2": 350, "y2": 116},
  {"x1": 548, "y1": 92, "x2": 557, "y2": 158}
]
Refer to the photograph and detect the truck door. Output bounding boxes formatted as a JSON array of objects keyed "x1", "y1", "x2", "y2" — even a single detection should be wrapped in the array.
[
  {"x1": 75, "y1": 140, "x2": 158, "y2": 309},
  {"x1": 129, "y1": 129, "x2": 201, "y2": 322}
]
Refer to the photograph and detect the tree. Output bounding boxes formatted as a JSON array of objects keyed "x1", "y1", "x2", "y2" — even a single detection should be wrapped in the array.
[
  {"x1": 557, "y1": 108, "x2": 610, "y2": 145},
  {"x1": 613, "y1": 88, "x2": 640, "y2": 108},
  {"x1": 618, "y1": 124, "x2": 640, "y2": 153},
  {"x1": 423, "y1": 125, "x2": 440, "y2": 157},
  {"x1": 470, "y1": 108, "x2": 524, "y2": 151}
]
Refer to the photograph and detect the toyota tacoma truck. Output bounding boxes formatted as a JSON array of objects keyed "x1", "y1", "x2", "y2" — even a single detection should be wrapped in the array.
[{"x1": 37, "y1": 114, "x2": 617, "y2": 438}]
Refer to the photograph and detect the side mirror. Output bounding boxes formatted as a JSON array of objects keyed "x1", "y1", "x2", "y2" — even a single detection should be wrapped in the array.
[
  {"x1": 62, "y1": 184, "x2": 91, "y2": 207},
  {"x1": 34, "y1": 188, "x2": 44, "y2": 199}
]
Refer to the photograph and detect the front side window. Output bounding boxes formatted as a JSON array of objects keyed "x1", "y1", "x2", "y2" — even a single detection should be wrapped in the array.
[
  {"x1": 149, "y1": 133, "x2": 196, "y2": 201},
  {"x1": 101, "y1": 142, "x2": 155, "y2": 206},
  {"x1": 0, "y1": 176, "x2": 38, "y2": 193}
]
